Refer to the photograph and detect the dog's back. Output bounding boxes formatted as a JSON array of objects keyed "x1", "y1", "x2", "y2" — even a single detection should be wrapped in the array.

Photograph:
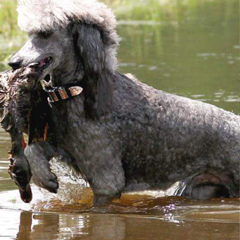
[{"x1": 112, "y1": 73, "x2": 240, "y2": 198}]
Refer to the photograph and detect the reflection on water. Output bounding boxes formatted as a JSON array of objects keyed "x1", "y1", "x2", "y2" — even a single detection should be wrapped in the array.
[
  {"x1": 0, "y1": 195, "x2": 239, "y2": 240},
  {"x1": 0, "y1": 0, "x2": 239, "y2": 239},
  {"x1": 0, "y1": 168, "x2": 239, "y2": 239},
  {"x1": 0, "y1": 178, "x2": 239, "y2": 240}
]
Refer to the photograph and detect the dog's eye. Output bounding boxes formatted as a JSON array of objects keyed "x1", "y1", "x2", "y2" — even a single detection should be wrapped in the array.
[{"x1": 38, "y1": 31, "x2": 52, "y2": 39}]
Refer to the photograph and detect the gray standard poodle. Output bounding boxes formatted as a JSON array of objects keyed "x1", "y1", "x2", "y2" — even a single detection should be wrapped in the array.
[{"x1": 7, "y1": 0, "x2": 240, "y2": 205}]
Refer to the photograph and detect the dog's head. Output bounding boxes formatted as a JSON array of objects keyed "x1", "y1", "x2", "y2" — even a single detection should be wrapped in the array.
[{"x1": 9, "y1": 0, "x2": 119, "y2": 118}]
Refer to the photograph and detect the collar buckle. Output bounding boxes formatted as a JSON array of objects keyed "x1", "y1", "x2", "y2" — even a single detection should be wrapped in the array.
[{"x1": 40, "y1": 80, "x2": 83, "y2": 106}]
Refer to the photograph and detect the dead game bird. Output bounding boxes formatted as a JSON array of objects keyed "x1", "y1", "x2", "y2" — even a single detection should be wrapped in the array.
[{"x1": 0, "y1": 68, "x2": 50, "y2": 202}]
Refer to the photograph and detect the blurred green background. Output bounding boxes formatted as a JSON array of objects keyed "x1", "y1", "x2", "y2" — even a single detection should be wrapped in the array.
[{"x1": 0, "y1": 0, "x2": 239, "y2": 113}]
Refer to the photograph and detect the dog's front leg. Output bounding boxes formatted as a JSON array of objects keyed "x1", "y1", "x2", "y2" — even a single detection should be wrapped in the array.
[
  {"x1": 91, "y1": 160, "x2": 125, "y2": 206},
  {"x1": 24, "y1": 141, "x2": 59, "y2": 193},
  {"x1": 75, "y1": 146, "x2": 125, "y2": 206},
  {"x1": 91, "y1": 158, "x2": 125, "y2": 206}
]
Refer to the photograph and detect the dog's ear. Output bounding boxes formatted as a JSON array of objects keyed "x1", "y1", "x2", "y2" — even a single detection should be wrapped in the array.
[{"x1": 72, "y1": 23, "x2": 113, "y2": 119}]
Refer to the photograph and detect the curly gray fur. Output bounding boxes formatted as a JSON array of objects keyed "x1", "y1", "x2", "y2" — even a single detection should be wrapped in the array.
[{"x1": 8, "y1": 0, "x2": 240, "y2": 205}]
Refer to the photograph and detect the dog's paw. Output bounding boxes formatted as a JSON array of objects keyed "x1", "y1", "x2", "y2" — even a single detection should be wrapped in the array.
[
  {"x1": 32, "y1": 169, "x2": 59, "y2": 193},
  {"x1": 93, "y1": 194, "x2": 110, "y2": 206},
  {"x1": 93, "y1": 192, "x2": 121, "y2": 206}
]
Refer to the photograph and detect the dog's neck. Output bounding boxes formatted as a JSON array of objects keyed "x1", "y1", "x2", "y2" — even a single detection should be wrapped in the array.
[
  {"x1": 50, "y1": 60, "x2": 84, "y2": 87},
  {"x1": 47, "y1": 63, "x2": 114, "y2": 119},
  {"x1": 41, "y1": 62, "x2": 85, "y2": 105},
  {"x1": 40, "y1": 79, "x2": 83, "y2": 105}
]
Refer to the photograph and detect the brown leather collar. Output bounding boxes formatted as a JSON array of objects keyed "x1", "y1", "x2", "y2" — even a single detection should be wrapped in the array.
[{"x1": 40, "y1": 80, "x2": 83, "y2": 105}]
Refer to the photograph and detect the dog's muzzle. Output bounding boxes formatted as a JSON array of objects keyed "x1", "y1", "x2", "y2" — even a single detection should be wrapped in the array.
[{"x1": 40, "y1": 80, "x2": 83, "y2": 106}]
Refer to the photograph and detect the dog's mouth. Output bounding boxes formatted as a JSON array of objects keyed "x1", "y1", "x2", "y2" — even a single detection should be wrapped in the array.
[{"x1": 27, "y1": 57, "x2": 53, "y2": 77}]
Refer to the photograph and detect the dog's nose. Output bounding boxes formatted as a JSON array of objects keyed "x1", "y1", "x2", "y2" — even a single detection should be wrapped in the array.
[{"x1": 8, "y1": 59, "x2": 23, "y2": 70}]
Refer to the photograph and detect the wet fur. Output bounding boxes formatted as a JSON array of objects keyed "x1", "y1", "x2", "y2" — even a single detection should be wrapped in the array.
[{"x1": 9, "y1": 1, "x2": 240, "y2": 205}]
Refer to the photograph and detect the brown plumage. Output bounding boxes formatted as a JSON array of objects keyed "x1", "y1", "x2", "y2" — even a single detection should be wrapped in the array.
[{"x1": 0, "y1": 68, "x2": 49, "y2": 202}]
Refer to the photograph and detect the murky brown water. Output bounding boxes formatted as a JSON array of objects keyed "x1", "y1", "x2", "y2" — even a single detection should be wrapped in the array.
[{"x1": 0, "y1": 0, "x2": 239, "y2": 239}]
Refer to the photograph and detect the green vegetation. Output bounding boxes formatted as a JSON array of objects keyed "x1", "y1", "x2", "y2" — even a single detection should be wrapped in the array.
[
  {"x1": 0, "y1": 0, "x2": 238, "y2": 69},
  {"x1": 0, "y1": 0, "x2": 18, "y2": 36},
  {"x1": 0, "y1": 0, "x2": 238, "y2": 113},
  {"x1": 0, "y1": 0, "x2": 26, "y2": 68},
  {"x1": 105, "y1": 0, "x2": 237, "y2": 22},
  {"x1": 1, "y1": 0, "x2": 237, "y2": 36}
]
